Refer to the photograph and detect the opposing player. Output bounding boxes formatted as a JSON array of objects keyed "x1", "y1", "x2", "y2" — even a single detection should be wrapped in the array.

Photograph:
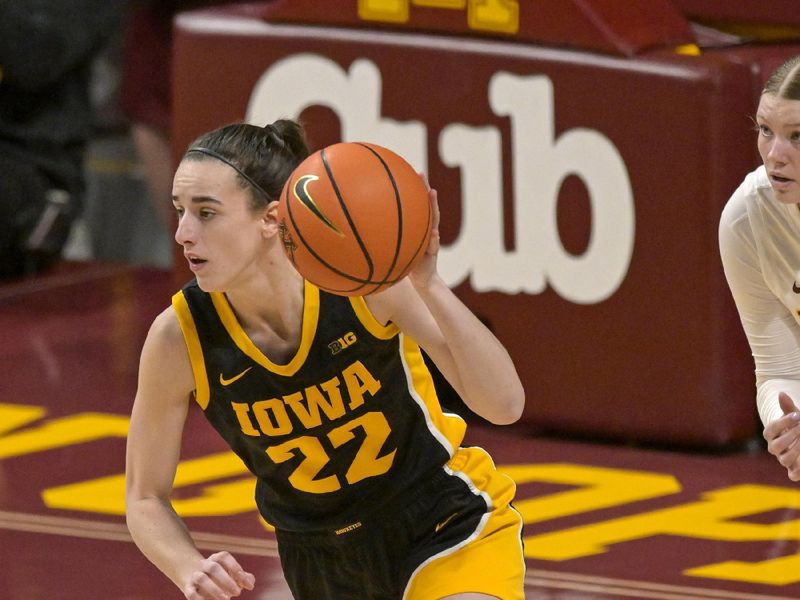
[
  {"x1": 125, "y1": 119, "x2": 527, "y2": 599},
  {"x1": 720, "y1": 55, "x2": 800, "y2": 481}
]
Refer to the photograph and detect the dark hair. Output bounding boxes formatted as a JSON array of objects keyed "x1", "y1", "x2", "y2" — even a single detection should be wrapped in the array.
[
  {"x1": 763, "y1": 55, "x2": 800, "y2": 100},
  {"x1": 183, "y1": 119, "x2": 310, "y2": 210}
]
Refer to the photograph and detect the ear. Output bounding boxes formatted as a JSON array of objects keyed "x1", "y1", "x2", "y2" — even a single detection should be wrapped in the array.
[{"x1": 262, "y1": 200, "x2": 281, "y2": 238}]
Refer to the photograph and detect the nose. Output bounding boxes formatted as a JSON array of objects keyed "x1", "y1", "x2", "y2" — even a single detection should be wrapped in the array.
[
  {"x1": 767, "y1": 136, "x2": 791, "y2": 164},
  {"x1": 174, "y1": 213, "x2": 195, "y2": 247}
]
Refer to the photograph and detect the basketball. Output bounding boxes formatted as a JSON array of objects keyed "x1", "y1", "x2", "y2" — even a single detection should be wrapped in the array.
[{"x1": 277, "y1": 142, "x2": 432, "y2": 296}]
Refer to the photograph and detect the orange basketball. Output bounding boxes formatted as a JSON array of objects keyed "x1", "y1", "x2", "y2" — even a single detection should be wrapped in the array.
[{"x1": 277, "y1": 142, "x2": 432, "y2": 296}]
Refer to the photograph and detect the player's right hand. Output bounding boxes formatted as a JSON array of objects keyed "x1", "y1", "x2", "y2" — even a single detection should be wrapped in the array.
[
  {"x1": 764, "y1": 392, "x2": 800, "y2": 481},
  {"x1": 183, "y1": 551, "x2": 256, "y2": 600}
]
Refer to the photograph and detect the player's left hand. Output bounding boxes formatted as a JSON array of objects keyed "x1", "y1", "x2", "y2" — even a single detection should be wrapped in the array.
[{"x1": 408, "y1": 176, "x2": 440, "y2": 290}]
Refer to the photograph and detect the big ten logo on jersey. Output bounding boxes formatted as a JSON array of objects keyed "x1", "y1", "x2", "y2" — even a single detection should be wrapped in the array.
[
  {"x1": 358, "y1": 0, "x2": 519, "y2": 34},
  {"x1": 247, "y1": 57, "x2": 635, "y2": 306},
  {"x1": 329, "y1": 331, "x2": 357, "y2": 355}
]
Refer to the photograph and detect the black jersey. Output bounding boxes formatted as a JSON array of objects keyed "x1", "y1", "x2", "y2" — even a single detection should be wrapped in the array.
[{"x1": 172, "y1": 280, "x2": 467, "y2": 532}]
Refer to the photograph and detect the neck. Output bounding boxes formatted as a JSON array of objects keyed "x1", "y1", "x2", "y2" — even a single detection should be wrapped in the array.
[{"x1": 225, "y1": 253, "x2": 305, "y2": 334}]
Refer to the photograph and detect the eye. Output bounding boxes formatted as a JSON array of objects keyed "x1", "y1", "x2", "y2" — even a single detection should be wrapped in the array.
[
  {"x1": 791, "y1": 131, "x2": 800, "y2": 143},
  {"x1": 199, "y1": 208, "x2": 215, "y2": 219},
  {"x1": 174, "y1": 206, "x2": 185, "y2": 217},
  {"x1": 757, "y1": 124, "x2": 773, "y2": 137}
]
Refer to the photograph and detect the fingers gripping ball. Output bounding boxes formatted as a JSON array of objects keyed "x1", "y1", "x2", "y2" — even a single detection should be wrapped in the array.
[{"x1": 277, "y1": 142, "x2": 431, "y2": 296}]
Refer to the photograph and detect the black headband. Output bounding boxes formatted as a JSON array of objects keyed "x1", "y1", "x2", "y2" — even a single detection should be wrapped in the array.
[{"x1": 185, "y1": 146, "x2": 270, "y2": 199}]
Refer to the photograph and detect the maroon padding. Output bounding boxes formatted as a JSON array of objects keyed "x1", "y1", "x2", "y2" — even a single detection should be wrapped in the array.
[
  {"x1": 671, "y1": 0, "x2": 800, "y2": 27},
  {"x1": 257, "y1": 0, "x2": 695, "y2": 57}
]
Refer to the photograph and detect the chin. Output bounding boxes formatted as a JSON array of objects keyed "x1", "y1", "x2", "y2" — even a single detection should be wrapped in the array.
[
  {"x1": 194, "y1": 275, "x2": 220, "y2": 292},
  {"x1": 774, "y1": 192, "x2": 800, "y2": 205}
]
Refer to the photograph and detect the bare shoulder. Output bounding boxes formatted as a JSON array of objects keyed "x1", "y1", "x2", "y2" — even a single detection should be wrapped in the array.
[
  {"x1": 138, "y1": 305, "x2": 195, "y2": 399},
  {"x1": 147, "y1": 305, "x2": 184, "y2": 346},
  {"x1": 364, "y1": 278, "x2": 449, "y2": 356},
  {"x1": 140, "y1": 306, "x2": 188, "y2": 364},
  {"x1": 364, "y1": 278, "x2": 418, "y2": 325}
]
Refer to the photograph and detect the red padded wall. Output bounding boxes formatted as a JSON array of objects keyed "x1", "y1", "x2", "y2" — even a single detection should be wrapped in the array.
[{"x1": 171, "y1": 4, "x2": 800, "y2": 447}]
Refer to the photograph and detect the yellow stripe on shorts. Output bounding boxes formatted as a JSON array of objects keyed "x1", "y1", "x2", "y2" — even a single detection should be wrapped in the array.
[{"x1": 404, "y1": 446, "x2": 526, "y2": 600}]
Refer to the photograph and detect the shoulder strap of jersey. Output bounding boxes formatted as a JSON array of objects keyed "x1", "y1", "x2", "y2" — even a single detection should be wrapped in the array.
[{"x1": 171, "y1": 283, "x2": 212, "y2": 409}]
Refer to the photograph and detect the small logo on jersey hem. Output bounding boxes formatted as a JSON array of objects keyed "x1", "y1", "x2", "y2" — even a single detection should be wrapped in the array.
[
  {"x1": 335, "y1": 521, "x2": 362, "y2": 535},
  {"x1": 434, "y1": 512, "x2": 459, "y2": 533},
  {"x1": 793, "y1": 281, "x2": 800, "y2": 294},
  {"x1": 219, "y1": 367, "x2": 253, "y2": 386}
]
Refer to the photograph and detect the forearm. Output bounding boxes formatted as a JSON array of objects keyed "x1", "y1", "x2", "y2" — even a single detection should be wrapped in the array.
[
  {"x1": 757, "y1": 378, "x2": 800, "y2": 427},
  {"x1": 415, "y1": 275, "x2": 524, "y2": 424},
  {"x1": 126, "y1": 496, "x2": 203, "y2": 590}
]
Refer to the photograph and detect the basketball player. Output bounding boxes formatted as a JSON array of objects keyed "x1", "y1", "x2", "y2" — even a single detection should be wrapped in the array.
[
  {"x1": 720, "y1": 55, "x2": 800, "y2": 482},
  {"x1": 125, "y1": 119, "x2": 527, "y2": 599}
]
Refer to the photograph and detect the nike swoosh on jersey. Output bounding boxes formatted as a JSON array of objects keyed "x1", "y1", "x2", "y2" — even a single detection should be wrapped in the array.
[
  {"x1": 219, "y1": 367, "x2": 253, "y2": 386},
  {"x1": 434, "y1": 512, "x2": 459, "y2": 533}
]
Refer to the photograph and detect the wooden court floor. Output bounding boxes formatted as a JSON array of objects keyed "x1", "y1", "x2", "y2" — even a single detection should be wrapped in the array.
[{"x1": 1, "y1": 263, "x2": 799, "y2": 600}]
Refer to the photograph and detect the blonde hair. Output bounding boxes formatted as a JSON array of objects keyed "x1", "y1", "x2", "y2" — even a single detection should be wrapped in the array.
[{"x1": 763, "y1": 55, "x2": 800, "y2": 99}]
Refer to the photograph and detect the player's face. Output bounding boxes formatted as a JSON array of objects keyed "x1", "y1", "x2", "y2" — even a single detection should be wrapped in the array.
[
  {"x1": 172, "y1": 158, "x2": 268, "y2": 291},
  {"x1": 756, "y1": 93, "x2": 800, "y2": 204}
]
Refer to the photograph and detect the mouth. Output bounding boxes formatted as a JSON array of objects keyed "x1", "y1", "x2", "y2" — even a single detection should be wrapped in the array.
[
  {"x1": 769, "y1": 172, "x2": 797, "y2": 193},
  {"x1": 185, "y1": 255, "x2": 207, "y2": 271},
  {"x1": 770, "y1": 172, "x2": 794, "y2": 185}
]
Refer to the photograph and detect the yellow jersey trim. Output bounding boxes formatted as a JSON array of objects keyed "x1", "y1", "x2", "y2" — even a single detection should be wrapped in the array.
[
  {"x1": 400, "y1": 333, "x2": 466, "y2": 454},
  {"x1": 210, "y1": 281, "x2": 319, "y2": 376},
  {"x1": 172, "y1": 292, "x2": 211, "y2": 410}
]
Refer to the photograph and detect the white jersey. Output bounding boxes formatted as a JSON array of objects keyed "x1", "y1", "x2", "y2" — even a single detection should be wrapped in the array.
[{"x1": 719, "y1": 164, "x2": 800, "y2": 427}]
